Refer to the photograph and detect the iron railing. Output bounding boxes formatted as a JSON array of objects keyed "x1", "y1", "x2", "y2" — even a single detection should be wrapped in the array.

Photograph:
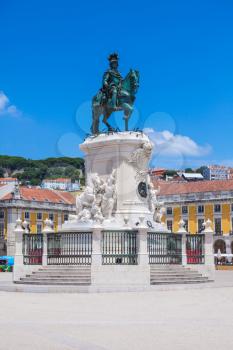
[
  {"x1": 23, "y1": 234, "x2": 43, "y2": 265},
  {"x1": 47, "y1": 232, "x2": 92, "y2": 265},
  {"x1": 186, "y1": 234, "x2": 205, "y2": 264},
  {"x1": 102, "y1": 230, "x2": 138, "y2": 265},
  {"x1": 147, "y1": 232, "x2": 182, "y2": 264}
]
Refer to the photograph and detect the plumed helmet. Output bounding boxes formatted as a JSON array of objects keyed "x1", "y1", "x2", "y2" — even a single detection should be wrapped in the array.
[{"x1": 108, "y1": 52, "x2": 119, "y2": 62}]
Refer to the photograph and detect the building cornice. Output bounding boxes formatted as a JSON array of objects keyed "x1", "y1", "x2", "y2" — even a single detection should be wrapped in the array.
[
  {"x1": 0, "y1": 199, "x2": 75, "y2": 212},
  {"x1": 158, "y1": 190, "x2": 233, "y2": 205}
]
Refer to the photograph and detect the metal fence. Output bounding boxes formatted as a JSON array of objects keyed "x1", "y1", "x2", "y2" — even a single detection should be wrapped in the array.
[
  {"x1": 23, "y1": 234, "x2": 43, "y2": 265},
  {"x1": 147, "y1": 232, "x2": 182, "y2": 264},
  {"x1": 186, "y1": 234, "x2": 205, "y2": 264},
  {"x1": 102, "y1": 230, "x2": 138, "y2": 265},
  {"x1": 47, "y1": 232, "x2": 92, "y2": 265}
]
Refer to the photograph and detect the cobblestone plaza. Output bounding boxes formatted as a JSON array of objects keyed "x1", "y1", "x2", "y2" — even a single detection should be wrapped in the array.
[{"x1": 0, "y1": 271, "x2": 233, "y2": 350}]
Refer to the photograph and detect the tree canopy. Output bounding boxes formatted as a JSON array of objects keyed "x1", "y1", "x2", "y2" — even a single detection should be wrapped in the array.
[{"x1": 0, "y1": 155, "x2": 84, "y2": 185}]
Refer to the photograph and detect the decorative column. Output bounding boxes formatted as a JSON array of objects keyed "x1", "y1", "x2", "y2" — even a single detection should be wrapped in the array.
[
  {"x1": 7, "y1": 208, "x2": 21, "y2": 256},
  {"x1": 203, "y1": 219, "x2": 215, "y2": 279},
  {"x1": 42, "y1": 218, "x2": 54, "y2": 266},
  {"x1": 177, "y1": 219, "x2": 187, "y2": 266},
  {"x1": 91, "y1": 225, "x2": 102, "y2": 267},
  {"x1": 225, "y1": 236, "x2": 232, "y2": 263},
  {"x1": 137, "y1": 217, "x2": 150, "y2": 286},
  {"x1": 138, "y1": 219, "x2": 149, "y2": 267},
  {"x1": 13, "y1": 218, "x2": 25, "y2": 281}
]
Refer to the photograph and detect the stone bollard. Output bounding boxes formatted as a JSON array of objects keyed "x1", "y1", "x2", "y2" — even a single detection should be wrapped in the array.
[
  {"x1": 42, "y1": 218, "x2": 54, "y2": 267},
  {"x1": 13, "y1": 218, "x2": 25, "y2": 281},
  {"x1": 138, "y1": 226, "x2": 149, "y2": 267},
  {"x1": 181, "y1": 233, "x2": 187, "y2": 266},
  {"x1": 138, "y1": 224, "x2": 150, "y2": 287},
  {"x1": 177, "y1": 219, "x2": 187, "y2": 266},
  {"x1": 92, "y1": 225, "x2": 102, "y2": 267},
  {"x1": 203, "y1": 219, "x2": 215, "y2": 280}
]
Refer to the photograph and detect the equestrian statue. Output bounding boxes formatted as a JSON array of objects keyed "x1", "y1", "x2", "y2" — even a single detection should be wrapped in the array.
[{"x1": 91, "y1": 53, "x2": 139, "y2": 134}]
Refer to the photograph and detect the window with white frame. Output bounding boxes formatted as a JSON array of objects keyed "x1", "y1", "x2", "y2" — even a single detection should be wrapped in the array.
[
  {"x1": 184, "y1": 219, "x2": 188, "y2": 232},
  {"x1": 37, "y1": 212, "x2": 42, "y2": 220},
  {"x1": 214, "y1": 204, "x2": 221, "y2": 213},
  {"x1": 198, "y1": 205, "x2": 204, "y2": 214},
  {"x1": 36, "y1": 224, "x2": 42, "y2": 234},
  {"x1": 0, "y1": 222, "x2": 4, "y2": 239},
  {"x1": 198, "y1": 219, "x2": 204, "y2": 233},
  {"x1": 0, "y1": 211, "x2": 4, "y2": 219},
  {"x1": 167, "y1": 220, "x2": 173, "y2": 232},
  {"x1": 182, "y1": 206, "x2": 188, "y2": 215},
  {"x1": 215, "y1": 218, "x2": 222, "y2": 234},
  {"x1": 64, "y1": 213, "x2": 69, "y2": 222},
  {"x1": 166, "y1": 207, "x2": 173, "y2": 215},
  {"x1": 24, "y1": 211, "x2": 30, "y2": 220},
  {"x1": 49, "y1": 213, "x2": 54, "y2": 221}
]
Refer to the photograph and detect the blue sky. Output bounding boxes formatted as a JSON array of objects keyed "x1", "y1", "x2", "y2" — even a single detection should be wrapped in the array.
[{"x1": 1, "y1": 0, "x2": 233, "y2": 169}]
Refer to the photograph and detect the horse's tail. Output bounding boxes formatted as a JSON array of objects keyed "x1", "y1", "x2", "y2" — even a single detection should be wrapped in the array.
[{"x1": 91, "y1": 103, "x2": 101, "y2": 134}]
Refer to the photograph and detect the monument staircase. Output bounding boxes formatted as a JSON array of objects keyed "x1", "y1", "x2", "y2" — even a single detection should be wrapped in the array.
[
  {"x1": 14, "y1": 265, "x2": 211, "y2": 287},
  {"x1": 15, "y1": 265, "x2": 91, "y2": 286},
  {"x1": 150, "y1": 265, "x2": 211, "y2": 285}
]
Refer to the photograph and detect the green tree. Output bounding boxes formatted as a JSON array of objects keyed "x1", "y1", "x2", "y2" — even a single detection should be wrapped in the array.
[
  {"x1": 162, "y1": 170, "x2": 177, "y2": 179},
  {"x1": 0, "y1": 167, "x2": 4, "y2": 177},
  {"x1": 64, "y1": 165, "x2": 76, "y2": 178},
  {"x1": 196, "y1": 166, "x2": 206, "y2": 175},
  {"x1": 185, "y1": 168, "x2": 194, "y2": 173}
]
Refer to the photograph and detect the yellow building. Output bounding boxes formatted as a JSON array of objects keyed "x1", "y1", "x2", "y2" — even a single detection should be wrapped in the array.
[
  {"x1": 156, "y1": 178, "x2": 233, "y2": 255},
  {"x1": 0, "y1": 183, "x2": 76, "y2": 255}
]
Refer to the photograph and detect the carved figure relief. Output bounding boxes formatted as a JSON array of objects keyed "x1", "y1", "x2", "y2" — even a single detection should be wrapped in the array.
[
  {"x1": 128, "y1": 141, "x2": 153, "y2": 181},
  {"x1": 74, "y1": 169, "x2": 117, "y2": 223},
  {"x1": 147, "y1": 177, "x2": 165, "y2": 224}
]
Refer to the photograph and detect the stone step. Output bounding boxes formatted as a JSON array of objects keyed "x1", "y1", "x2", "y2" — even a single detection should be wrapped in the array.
[
  {"x1": 150, "y1": 269, "x2": 193, "y2": 272},
  {"x1": 151, "y1": 279, "x2": 210, "y2": 285},
  {"x1": 15, "y1": 280, "x2": 91, "y2": 285},
  {"x1": 32, "y1": 271, "x2": 90, "y2": 276},
  {"x1": 150, "y1": 274, "x2": 202, "y2": 278},
  {"x1": 21, "y1": 279, "x2": 91, "y2": 284},
  {"x1": 23, "y1": 276, "x2": 91, "y2": 281},
  {"x1": 37, "y1": 270, "x2": 91, "y2": 273},
  {"x1": 38, "y1": 266, "x2": 91, "y2": 271},
  {"x1": 150, "y1": 270, "x2": 200, "y2": 274},
  {"x1": 19, "y1": 265, "x2": 92, "y2": 286},
  {"x1": 150, "y1": 265, "x2": 210, "y2": 285},
  {"x1": 150, "y1": 266, "x2": 191, "y2": 269},
  {"x1": 151, "y1": 276, "x2": 208, "y2": 281}
]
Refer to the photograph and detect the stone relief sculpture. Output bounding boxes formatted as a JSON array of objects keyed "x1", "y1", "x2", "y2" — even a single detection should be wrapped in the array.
[
  {"x1": 101, "y1": 169, "x2": 117, "y2": 219},
  {"x1": 203, "y1": 218, "x2": 213, "y2": 232},
  {"x1": 70, "y1": 169, "x2": 117, "y2": 223},
  {"x1": 128, "y1": 141, "x2": 153, "y2": 181},
  {"x1": 147, "y1": 178, "x2": 165, "y2": 224}
]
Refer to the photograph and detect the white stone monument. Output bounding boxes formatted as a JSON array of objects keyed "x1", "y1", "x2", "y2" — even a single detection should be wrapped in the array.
[
  {"x1": 62, "y1": 131, "x2": 167, "y2": 232},
  {"x1": 60, "y1": 131, "x2": 168, "y2": 290}
]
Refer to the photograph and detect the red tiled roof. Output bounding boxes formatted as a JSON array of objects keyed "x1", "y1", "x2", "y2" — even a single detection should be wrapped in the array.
[
  {"x1": 43, "y1": 178, "x2": 71, "y2": 183},
  {"x1": 1, "y1": 186, "x2": 75, "y2": 205},
  {"x1": 155, "y1": 179, "x2": 233, "y2": 196},
  {"x1": 0, "y1": 177, "x2": 17, "y2": 181}
]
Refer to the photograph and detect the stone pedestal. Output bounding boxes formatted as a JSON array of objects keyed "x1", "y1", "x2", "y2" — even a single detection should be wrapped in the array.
[
  {"x1": 7, "y1": 208, "x2": 20, "y2": 256},
  {"x1": 203, "y1": 231, "x2": 215, "y2": 280},
  {"x1": 80, "y1": 131, "x2": 163, "y2": 229},
  {"x1": 181, "y1": 233, "x2": 187, "y2": 266}
]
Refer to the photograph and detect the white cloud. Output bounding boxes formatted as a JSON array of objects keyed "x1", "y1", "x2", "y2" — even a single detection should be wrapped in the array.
[
  {"x1": 0, "y1": 91, "x2": 22, "y2": 117},
  {"x1": 144, "y1": 128, "x2": 212, "y2": 158}
]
